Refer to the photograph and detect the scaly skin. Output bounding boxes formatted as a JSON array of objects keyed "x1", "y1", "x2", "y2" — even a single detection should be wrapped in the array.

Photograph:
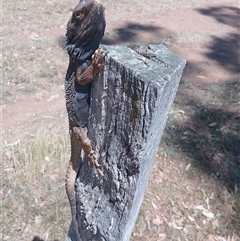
[{"x1": 64, "y1": 0, "x2": 105, "y2": 239}]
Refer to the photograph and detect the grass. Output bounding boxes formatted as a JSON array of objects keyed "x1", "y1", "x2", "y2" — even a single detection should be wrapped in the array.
[
  {"x1": 169, "y1": 79, "x2": 240, "y2": 190},
  {"x1": 132, "y1": 109, "x2": 239, "y2": 240},
  {"x1": 2, "y1": 0, "x2": 240, "y2": 240},
  {"x1": 2, "y1": 39, "x2": 67, "y2": 104},
  {"x1": 2, "y1": 80, "x2": 239, "y2": 240},
  {"x1": 2, "y1": 128, "x2": 71, "y2": 240},
  {"x1": 131, "y1": 77, "x2": 240, "y2": 241},
  {"x1": 132, "y1": 150, "x2": 239, "y2": 240}
]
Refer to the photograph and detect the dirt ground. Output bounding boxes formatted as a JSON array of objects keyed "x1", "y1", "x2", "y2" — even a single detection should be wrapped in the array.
[
  {"x1": 2, "y1": 0, "x2": 240, "y2": 240},
  {"x1": 2, "y1": 0, "x2": 239, "y2": 131}
]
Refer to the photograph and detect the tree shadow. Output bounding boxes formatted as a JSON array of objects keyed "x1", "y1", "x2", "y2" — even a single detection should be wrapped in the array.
[
  {"x1": 57, "y1": 5, "x2": 240, "y2": 192},
  {"x1": 102, "y1": 22, "x2": 164, "y2": 45},
  {"x1": 164, "y1": 79, "x2": 240, "y2": 192},
  {"x1": 57, "y1": 21, "x2": 166, "y2": 50},
  {"x1": 196, "y1": 6, "x2": 240, "y2": 74},
  {"x1": 206, "y1": 33, "x2": 240, "y2": 74},
  {"x1": 197, "y1": 6, "x2": 240, "y2": 29}
]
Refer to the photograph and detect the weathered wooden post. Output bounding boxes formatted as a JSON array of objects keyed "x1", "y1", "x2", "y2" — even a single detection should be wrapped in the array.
[{"x1": 66, "y1": 44, "x2": 186, "y2": 241}]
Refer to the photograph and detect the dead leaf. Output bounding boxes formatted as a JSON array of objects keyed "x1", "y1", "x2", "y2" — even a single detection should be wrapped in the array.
[
  {"x1": 34, "y1": 215, "x2": 42, "y2": 227},
  {"x1": 178, "y1": 110, "x2": 185, "y2": 114},
  {"x1": 151, "y1": 201, "x2": 158, "y2": 210},
  {"x1": 208, "y1": 122, "x2": 217, "y2": 127},
  {"x1": 194, "y1": 205, "x2": 215, "y2": 218},
  {"x1": 158, "y1": 233, "x2": 167, "y2": 241},
  {"x1": 169, "y1": 221, "x2": 183, "y2": 230},
  {"x1": 47, "y1": 93, "x2": 59, "y2": 102},
  {"x1": 145, "y1": 216, "x2": 151, "y2": 230},
  {"x1": 40, "y1": 163, "x2": 46, "y2": 174},
  {"x1": 183, "y1": 227, "x2": 189, "y2": 234},
  {"x1": 194, "y1": 205, "x2": 205, "y2": 210},
  {"x1": 155, "y1": 195, "x2": 160, "y2": 201},
  {"x1": 181, "y1": 202, "x2": 190, "y2": 209},
  {"x1": 172, "y1": 207, "x2": 181, "y2": 216},
  {"x1": 208, "y1": 234, "x2": 229, "y2": 241},
  {"x1": 211, "y1": 219, "x2": 219, "y2": 229},
  {"x1": 202, "y1": 209, "x2": 214, "y2": 219},
  {"x1": 152, "y1": 218, "x2": 162, "y2": 226},
  {"x1": 188, "y1": 215, "x2": 195, "y2": 222},
  {"x1": 22, "y1": 223, "x2": 31, "y2": 235},
  {"x1": 157, "y1": 170, "x2": 164, "y2": 183},
  {"x1": 43, "y1": 227, "x2": 52, "y2": 241},
  {"x1": 212, "y1": 153, "x2": 224, "y2": 164},
  {"x1": 45, "y1": 156, "x2": 50, "y2": 162},
  {"x1": 208, "y1": 234, "x2": 216, "y2": 241},
  {"x1": 229, "y1": 235, "x2": 236, "y2": 241},
  {"x1": 21, "y1": 222, "x2": 27, "y2": 231},
  {"x1": 185, "y1": 163, "x2": 191, "y2": 171}
]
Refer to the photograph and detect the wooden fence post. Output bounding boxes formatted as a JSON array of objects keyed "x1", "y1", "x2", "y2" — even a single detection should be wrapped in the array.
[{"x1": 66, "y1": 44, "x2": 186, "y2": 241}]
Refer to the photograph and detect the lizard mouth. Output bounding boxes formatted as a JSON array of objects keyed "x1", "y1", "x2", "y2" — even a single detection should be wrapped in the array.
[
  {"x1": 66, "y1": 17, "x2": 76, "y2": 45},
  {"x1": 66, "y1": 32, "x2": 75, "y2": 44},
  {"x1": 65, "y1": 30, "x2": 76, "y2": 55}
]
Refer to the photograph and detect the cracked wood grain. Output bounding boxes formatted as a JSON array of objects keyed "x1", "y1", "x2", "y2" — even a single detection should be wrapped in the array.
[{"x1": 66, "y1": 44, "x2": 186, "y2": 241}]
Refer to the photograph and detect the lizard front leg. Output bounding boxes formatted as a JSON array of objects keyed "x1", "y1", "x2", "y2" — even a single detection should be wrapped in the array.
[
  {"x1": 73, "y1": 127, "x2": 103, "y2": 176},
  {"x1": 76, "y1": 48, "x2": 105, "y2": 85}
]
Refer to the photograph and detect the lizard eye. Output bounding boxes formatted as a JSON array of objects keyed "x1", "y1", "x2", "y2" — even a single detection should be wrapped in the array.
[{"x1": 74, "y1": 11, "x2": 83, "y2": 19}]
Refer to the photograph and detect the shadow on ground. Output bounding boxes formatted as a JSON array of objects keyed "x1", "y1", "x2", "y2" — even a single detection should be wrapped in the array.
[
  {"x1": 197, "y1": 6, "x2": 240, "y2": 29},
  {"x1": 102, "y1": 22, "x2": 164, "y2": 45},
  {"x1": 196, "y1": 6, "x2": 240, "y2": 74},
  {"x1": 164, "y1": 78, "x2": 240, "y2": 192},
  {"x1": 206, "y1": 32, "x2": 240, "y2": 74},
  {"x1": 57, "y1": 21, "x2": 166, "y2": 49},
  {"x1": 57, "y1": 9, "x2": 240, "y2": 192},
  {"x1": 104, "y1": 23, "x2": 155, "y2": 43}
]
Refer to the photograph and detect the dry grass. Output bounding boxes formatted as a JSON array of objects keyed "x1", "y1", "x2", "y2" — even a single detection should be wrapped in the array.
[
  {"x1": 2, "y1": 0, "x2": 240, "y2": 240},
  {"x1": 2, "y1": 0, "x2": 69, "y2": 105},
  {"x1": 132, "y1": 104, "x2": 240, "y2": 241},
  {"x1": 131, "y1": 77, "x2": 240, "y2": 241},
  {"x1": 2, "y1": 126, "x2": 70, "y2": 240},
  {"x1": 132, "y1": 150, "x2": 240, "y2": 241}
]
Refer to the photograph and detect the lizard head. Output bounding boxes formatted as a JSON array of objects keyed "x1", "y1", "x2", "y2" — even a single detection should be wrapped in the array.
[{"x1": 65, "y1": 0, "x2": 105, "y2": 59}]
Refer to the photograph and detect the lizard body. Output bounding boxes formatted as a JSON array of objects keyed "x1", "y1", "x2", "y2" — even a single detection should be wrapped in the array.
[{"x1": 64, "y1": 0, "x2": 105, "y2": 239}]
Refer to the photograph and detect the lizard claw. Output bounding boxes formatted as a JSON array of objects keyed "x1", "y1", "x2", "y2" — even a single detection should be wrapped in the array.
[
  {"x1": 92, "y1": 48, "x2": 105, "y2": 69},
  {"x1": 88, "y1": 150, "x2": 103, "y2": 176},
  {"x1": 73, "y1": 127, "x2": 103, "y2": 176},
  {"x1": 88, "y1": 150, "x2": 97, "y2": 165}
]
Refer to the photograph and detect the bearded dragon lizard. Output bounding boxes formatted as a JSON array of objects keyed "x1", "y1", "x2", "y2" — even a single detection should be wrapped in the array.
[{"x1": 64, "y1": 0, "x2": 105, "y2": 239}]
